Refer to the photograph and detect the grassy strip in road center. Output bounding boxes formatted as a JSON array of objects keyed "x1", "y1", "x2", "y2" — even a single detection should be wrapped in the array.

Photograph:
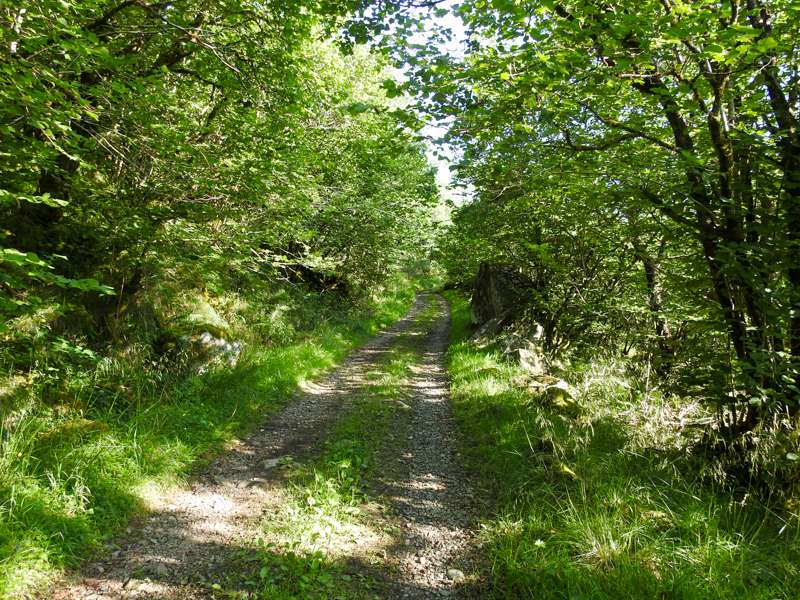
[{"x1": 249, "y1": 299, "x2": 442, "y2": 600}]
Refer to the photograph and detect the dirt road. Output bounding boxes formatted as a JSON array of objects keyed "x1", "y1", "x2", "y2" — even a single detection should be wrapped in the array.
[{"x1": 49, "y1": 293, "x2": 482, "y2": 600}]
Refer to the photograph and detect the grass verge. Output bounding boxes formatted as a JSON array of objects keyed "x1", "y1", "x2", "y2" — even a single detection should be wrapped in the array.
[
  {"x1": 0, "y1": 282, "x2": 418, "y2": 598},
  {"x1": 443, "y1": 290, "x2": 799, "y2": 600}
]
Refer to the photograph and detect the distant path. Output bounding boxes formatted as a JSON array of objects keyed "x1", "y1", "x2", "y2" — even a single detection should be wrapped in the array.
[{"x1": 48, "y1": 293, "x2": 483, "y2": 599}]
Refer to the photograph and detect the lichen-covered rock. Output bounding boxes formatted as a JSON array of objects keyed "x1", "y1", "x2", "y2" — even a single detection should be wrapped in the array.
[
  {"x1": 519, "y1": 376, "x2": 578, "y2": 414},
  {"x1": 498, "y1": 328, "x2": 547, "y2": 376},
  {"x1": 516, "y1": 347, "x2": 546, "y2": 376},
  {"x1": 543, "y1": 380, "x2": 578, "y2": 414},
  {"x1": 180, "y1": 331, "x2": 242, "y2": 373},
  {"x1": 543, "y1": 379, "x2": 573, "y2": 404},
  {"x1": 154, "y1": 299, "x2": 242, "y2": 371},
  {"x1": 469, "y1": 317, "x2": 506, "y2": 347},
  {"x1": 470, "y1": 262, "x2": 537, "y2": 326}
]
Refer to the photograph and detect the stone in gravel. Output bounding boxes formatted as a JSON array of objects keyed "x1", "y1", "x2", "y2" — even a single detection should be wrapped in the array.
[
  {"x1": 446, "y1": 568, "x2": 465, "y2": 583},
  {"x1": 152, "y1": 563, "x2": 170, "y2": 578}
]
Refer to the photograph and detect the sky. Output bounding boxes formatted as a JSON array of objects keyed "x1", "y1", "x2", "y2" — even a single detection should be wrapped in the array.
[{"x1": 403, "y1": 1, "x2": 472, "y2": 206}]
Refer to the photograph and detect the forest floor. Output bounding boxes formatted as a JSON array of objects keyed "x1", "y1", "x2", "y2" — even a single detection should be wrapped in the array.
[{"x1": 47, "y1": 293, "x2": 485, "y2": 600}]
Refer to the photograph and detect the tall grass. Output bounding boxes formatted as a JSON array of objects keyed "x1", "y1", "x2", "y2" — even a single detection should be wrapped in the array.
[
  {"x1": 443, "y1": 291, "x2": 800, "y2": 599},
  {"x1": 0, "y1": 280, "x2": 418, "y2": 598}
]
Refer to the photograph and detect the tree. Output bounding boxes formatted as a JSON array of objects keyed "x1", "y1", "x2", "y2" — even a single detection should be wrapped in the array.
[{"x1": 374, "y1": 0, "x2": 800, "y2": 435}]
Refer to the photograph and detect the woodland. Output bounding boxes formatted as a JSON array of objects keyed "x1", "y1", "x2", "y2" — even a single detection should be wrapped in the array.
[{"x1": 1, "y1": 0, "x2": 800, "y2": 598}]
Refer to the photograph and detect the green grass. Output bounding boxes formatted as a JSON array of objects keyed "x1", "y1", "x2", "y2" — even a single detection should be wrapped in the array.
[
  {"x1": 0, "y1": 282, "x2": 418, "y2": 598},
  {"x1": 443, "y1": 291, "x2": 800, "y2": 600}
]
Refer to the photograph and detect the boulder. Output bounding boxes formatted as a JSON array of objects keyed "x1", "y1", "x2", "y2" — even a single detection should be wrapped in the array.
[
  {"x1": 543, "y1": 379, "x2": 572, "y2": 404},
  {"x1": 470, "y1": 317, "x2": 506, "y2": 345},
  {"x1": 519, "y1": 374, "x2": 560, "y2": 389},
  {"x1": 470, "y1": 262, "x2": 537, "y2": 327},
  {"x1": 154, "y1": 299, "x2": 242, "y2": 372},
  {"x1": 498, "y1": 329, "x2": 547, "y2": 376},
  {"x1": 517, "y1": 347, "x2": 546, "y2": 376},
  {"x1": 519, "y1": 376, "x2": 578, "y2": 413},
  {"x1": 180, "y1": 331, "x2": 242, "y2": 373},
  {"x1": 543, "y1": 380, "x2": 579, "y2": 414}
]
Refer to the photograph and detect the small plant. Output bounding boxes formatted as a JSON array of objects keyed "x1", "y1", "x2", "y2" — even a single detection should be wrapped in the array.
[{"x1": 256, "y1": 544, "x2": 343, "y2": 599}]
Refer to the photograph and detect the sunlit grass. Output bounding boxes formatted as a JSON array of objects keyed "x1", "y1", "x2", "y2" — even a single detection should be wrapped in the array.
[{"x1": 443, "y1": 290, "x2": 800, "y2": 599}]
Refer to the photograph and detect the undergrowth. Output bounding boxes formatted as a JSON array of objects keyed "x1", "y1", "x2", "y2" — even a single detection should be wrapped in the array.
[
  {"x1": 0, "y1": 277, "x2": 422, "y2": 598},
  {"x1": 443, "y1": 291, "x2": 800, "y2": 599}
]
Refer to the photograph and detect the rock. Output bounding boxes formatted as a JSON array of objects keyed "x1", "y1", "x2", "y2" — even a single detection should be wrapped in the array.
[
  {"x1": 499, "y1": 331, "x2": 530, "y2": 355},
  {"x1": 518, "y1": 374, "x2": 558, "y2": 389},
  {"x1": 263, "y1": 458, "x2": 282, "y2": 469},
  {"x1": 155, "y1": 300, "x2": 243, "y2": 371},
  {"x1": 519, "y1": 377, "x2": 579, "y2": 412},
  {"x1": 446, "y1": 568, "x2": 465, "y2": 583},
  {"x1": 470, "y1": 262, "x2": 538, "y2": 327},
  {"x1": 152, "y1": 563, "x2": 170, "y2": 578},
  {"x1": 542, "y1": 380, "x2": 579, "y2": 414},
  {"x1": 543, "y1": 379, "x2": 572, "y2": 402},
  {"x1": 497, "y1": 323, "x2": 547, "y2": 372},
  {"x1": 263, "y1": 455, "x2": 292, "y2": 469},
  {"x1": 183, "y1": 331, "x2": 243, "y2": 372},
  {"x1": 516, "y1": 347, "x2": 546, "y2": 376},
  {"x1": 470, "y1": 317, "x2": 506, "y2": 345}
]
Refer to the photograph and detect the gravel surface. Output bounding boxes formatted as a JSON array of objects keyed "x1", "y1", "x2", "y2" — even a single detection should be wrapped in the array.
[
  {"x1": 376, "y1": 293, "x2": 482, "y2": 599},
  {"x1": 46, "y1": 293, "x2": 483, "y2": 600}
]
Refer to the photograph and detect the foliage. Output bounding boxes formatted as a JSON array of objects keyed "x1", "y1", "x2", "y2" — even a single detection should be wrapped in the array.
[
  {"x1": 1, "y1": 0, "x2": 439, "y2": 328},
  {"x1": 359, "y1": 0, "x2": 800, "y2": 445}
]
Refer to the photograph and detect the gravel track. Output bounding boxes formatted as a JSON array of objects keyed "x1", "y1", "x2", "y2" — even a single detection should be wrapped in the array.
[
  {"x1": 376, "y1": 294, "x2": 481, "y2": 599},
  {"x1": 46, "y1": 293, "x2": 482, "y2": 600}
]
